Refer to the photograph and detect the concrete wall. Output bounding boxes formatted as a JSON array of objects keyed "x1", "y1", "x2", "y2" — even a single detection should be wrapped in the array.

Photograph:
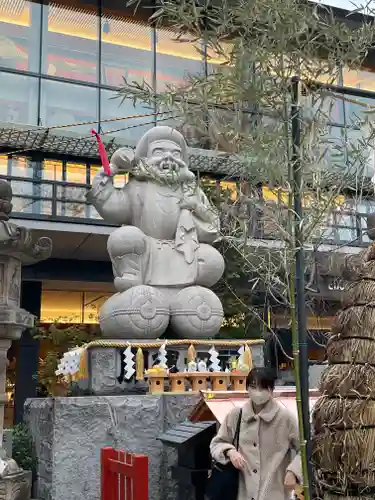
[{"x1": 24, "y1": 394, "x2": 200, "y2": 500}]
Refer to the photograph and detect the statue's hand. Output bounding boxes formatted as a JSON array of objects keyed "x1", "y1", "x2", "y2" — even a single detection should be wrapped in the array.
[
  {"x1": 179, "y1": 196, "x2": 198, "y2": 211},
  {"x1": 109, "y1": 147, "x2": 135, "y2": 175}
]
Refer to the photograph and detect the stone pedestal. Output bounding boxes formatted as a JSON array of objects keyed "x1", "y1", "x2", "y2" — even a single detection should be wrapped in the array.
[
  {"x1": 24, "y1": 394, "x2": 200, "y2": 500},
  {"x1": 0, "y1": 471, "x2": 32, "y2": 500}
]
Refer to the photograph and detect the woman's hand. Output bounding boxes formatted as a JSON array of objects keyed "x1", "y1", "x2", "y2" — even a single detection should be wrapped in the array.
[{"x1": 227, "y1": 450, "x2": 246, "y2": 470}]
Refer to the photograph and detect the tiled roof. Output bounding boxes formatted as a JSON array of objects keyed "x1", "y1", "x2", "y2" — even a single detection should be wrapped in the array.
[{"x1": 0, "y1": 124, "x2": 242, "y2": 177}]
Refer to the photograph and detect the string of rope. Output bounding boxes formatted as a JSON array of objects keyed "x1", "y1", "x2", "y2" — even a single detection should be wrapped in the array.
[
  {"x1": 83, "y1": 338, "x2": 264, "y2": 350},
  {"x1": 39, "y1": 109, "x2": 177, "y2": 131}
]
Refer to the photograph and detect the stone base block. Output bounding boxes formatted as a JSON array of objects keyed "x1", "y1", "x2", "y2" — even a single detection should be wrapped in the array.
[
  {"x1": 0, "y1": 470, "x2": 32, "y2": 500},
  {"x1": 24, "y1": 394, "x2": 200, "y2": 500}
]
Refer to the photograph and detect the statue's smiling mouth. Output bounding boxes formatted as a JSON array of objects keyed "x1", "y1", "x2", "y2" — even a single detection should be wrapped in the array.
[{"x1": 160, "y1": 161, "x2": 177, "y2": 171}]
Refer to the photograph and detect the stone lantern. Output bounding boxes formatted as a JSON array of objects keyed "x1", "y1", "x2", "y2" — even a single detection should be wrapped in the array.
[{"x1": 0, "y1": 180, "x2": 52, "y2": 499}]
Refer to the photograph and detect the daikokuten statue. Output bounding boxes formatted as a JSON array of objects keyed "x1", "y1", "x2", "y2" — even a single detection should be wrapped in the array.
[{"x1": 87, "y1": 126, "x2": 225, "y2": 338}]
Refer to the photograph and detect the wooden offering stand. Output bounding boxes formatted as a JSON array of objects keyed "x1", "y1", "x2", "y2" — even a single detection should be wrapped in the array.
[
  {"x1": 230, "y1": 372, "x2": 247, "y2": 391},
  {"x1": 169, "y1": 373, "x2": 188, "y2": 393},
  {"x1": 188, "y1": 372, "x2": 210, "y2": 392},
  {"x1": 146, "y1": 371, "x2": 168, "y2": 393},
  {"x1": 210, "y1": 373, "x2": 230, "y2": 391},
  {"x1": 146, "y1": 371, "x2": 249, "y2": 393}
]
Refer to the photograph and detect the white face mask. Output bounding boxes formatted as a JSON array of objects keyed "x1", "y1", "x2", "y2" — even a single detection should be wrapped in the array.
[{"x1": 249, "y1": 389, "x2": 271, "y2": 406}]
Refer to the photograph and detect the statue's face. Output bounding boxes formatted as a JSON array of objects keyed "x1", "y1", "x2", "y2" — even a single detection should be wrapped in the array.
[{"x1": 146, "y1": 140, "x2": 193, "y2": 183}]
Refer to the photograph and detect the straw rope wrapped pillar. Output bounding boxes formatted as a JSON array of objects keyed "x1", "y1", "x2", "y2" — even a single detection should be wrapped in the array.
[{"x1": 312, "y1": 214, "x2": 375, "y2": 500}]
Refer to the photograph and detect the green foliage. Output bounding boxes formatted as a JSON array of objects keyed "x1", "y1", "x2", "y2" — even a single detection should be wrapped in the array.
[
  {"x1": 12, "y1": 423, "x2": 37, "y2": 472},
  {"x1": 33, "y1": 323, "x2": 100, "y2": 395}
]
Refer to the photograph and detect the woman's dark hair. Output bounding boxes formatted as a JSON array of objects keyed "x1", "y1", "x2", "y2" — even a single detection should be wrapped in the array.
[{"x1": 246, "y1": 367, "x2": 277, "y2": 391}]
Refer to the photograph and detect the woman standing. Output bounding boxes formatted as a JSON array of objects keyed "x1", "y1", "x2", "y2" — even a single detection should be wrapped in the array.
[{"x1": 210, "y1": 367, "x2": 302, "y2": 500}]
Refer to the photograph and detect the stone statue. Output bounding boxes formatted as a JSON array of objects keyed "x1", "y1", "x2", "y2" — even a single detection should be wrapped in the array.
[{"x1": 87, "y1": 126, "x2": 225, "y2": 338}]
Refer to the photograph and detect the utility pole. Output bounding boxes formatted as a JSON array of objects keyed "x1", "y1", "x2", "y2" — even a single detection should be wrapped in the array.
[{"x1": 290, "y1": 76, "x2": 313, "y2": 494}]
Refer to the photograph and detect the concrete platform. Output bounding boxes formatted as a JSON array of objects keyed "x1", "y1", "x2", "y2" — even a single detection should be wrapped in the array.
[{"x1": 24, "y1": 394, "x2": 200, "y2": 500}]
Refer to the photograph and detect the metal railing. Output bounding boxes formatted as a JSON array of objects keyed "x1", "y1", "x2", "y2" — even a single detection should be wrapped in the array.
[
  {"x1": 4, "y1": 174, "x2": 114, "y2": 226},
  {"x1": 4, "y1": 174, "x2": 371, "y2": 246}
]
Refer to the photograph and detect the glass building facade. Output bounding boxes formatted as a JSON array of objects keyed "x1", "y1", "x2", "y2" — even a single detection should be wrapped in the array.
[
  {"x1": 0, "y1": 0, "x2": 209, "y2": 137},
  {"x1": 1, "y1": 0, "x2": 375, "y2": 241}
]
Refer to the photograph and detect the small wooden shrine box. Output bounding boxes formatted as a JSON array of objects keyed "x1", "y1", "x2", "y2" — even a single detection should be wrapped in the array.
[
  {"x1": 230, "y1": 373, "x2": 247, "y2": 391},
  {"x1": 209, "y1": 373, "x2": 230, "y2": 391},
  {"x1": 169, "y1": 373, "x2": 187, "y2": 393},
  {"x1": 158, "y1": 420, "x2": 216, "y2": 500},
  {"x1": 188, "y1": 372, "x2": 210, "y2": 392},
  {"x1": 146, "y1": 373, "x2": 166, "y2": 393}
]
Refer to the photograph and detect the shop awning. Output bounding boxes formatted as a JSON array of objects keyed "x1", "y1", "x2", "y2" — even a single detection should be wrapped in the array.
[{"x1": 190, "y1": 389, "x2": 320, "y2": 424}]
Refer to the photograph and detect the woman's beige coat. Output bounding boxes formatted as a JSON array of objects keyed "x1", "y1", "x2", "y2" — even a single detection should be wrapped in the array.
[{"x1": 210, "y1": 398, "x2": 302, "y2": 500}]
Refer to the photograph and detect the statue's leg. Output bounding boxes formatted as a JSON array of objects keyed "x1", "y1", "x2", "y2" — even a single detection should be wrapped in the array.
[
  {"x1": 196, "y1": 245, "x2": 225, "y2": 287},
  {"x1": 107, "y1": 226, "x2": 147, "y2": 292}
]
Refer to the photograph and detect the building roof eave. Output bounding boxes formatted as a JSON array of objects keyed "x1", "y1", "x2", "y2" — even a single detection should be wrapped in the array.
[{"x1": 0, "y1": 123, "x2": 242, "y2": 177}]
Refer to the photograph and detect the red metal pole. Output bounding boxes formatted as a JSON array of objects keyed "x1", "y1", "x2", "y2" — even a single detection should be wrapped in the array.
[
  {"x1": 101, "y1": 447, "x2": 118, "y2": 500},
  {"x1": 132, "y1": 455, "x2": 149, "y2": 500}
]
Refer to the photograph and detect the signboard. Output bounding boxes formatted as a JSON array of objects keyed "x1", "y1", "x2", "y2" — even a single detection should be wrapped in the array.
[{"x1": 327, "y1": 278, "x2": 346, "y2": 291}]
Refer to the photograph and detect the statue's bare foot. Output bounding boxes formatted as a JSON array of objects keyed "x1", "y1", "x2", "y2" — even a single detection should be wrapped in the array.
[{"x1": 114, "y1": 275, "x2": 142, "y2": 292}]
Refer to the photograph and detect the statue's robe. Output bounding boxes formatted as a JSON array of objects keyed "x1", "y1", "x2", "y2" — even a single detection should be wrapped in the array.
[{"x1": 87, "y1": 175, "x2": 220, "y2": 287}]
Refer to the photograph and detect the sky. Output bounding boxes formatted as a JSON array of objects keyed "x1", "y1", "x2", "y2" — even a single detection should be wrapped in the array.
[{"x1": 310, "y1": 0, "x2": 375, "y2": 10}]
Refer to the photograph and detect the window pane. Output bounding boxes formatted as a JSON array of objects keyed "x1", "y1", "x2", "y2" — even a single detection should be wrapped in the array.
[
  {"x1": 100, "y1": 89, "x2": 153, "y2": 142},
  {"x1": 302, "y1": 91, "x2": 344, "y2": 125},
  {"x1": 83, "y1": 292, "x2": 111, "y2": 323},
  {"x1": 87, "y1": 205, "x2": 105, "y2": 220},
  {"x1": 156, "y1": 28, "x2": 204, "y2": 92},
  {"x1": 0, "y1": 72, "x2": 38, "y2": 125},
  {"x1": 90, "y1": 165, "x2": 100, "y2": 182},
  {"x1": 56, "y1": 201, "x2": 86, "y2": 218},
  {"x1": 12, "y1": 197, "x2": 52, "y2": 216},
  {"x1": 56, "y1": 183, "x2": 87, "y2": 218},
  {"x1": 346, "y1": 125, "x2": 375, "y2": 177},
  {"x1": 0, "y1": 156, "x2": 8, "y2": 176},
  {"x1": 41, "y1": 290, "x2": 83, "y2": 323},
  {"x1": 342, "y1": 68, "x2": 375, "y2": 125},
  {"x1": 101, "y1": 13, "x2": 153, "y2": 88},
  {"x1": 43, "y1": 160, "x2": 63, "y2": 181},
  {"x1": 11, "y1": 179, "x2": 33, "y2": 196},
  {"x1": 0, "y1": 0, "x2": 41, "y2": 72},
  {"x1": 345, "y1": 95, "x2": 375, "y2": 126},
  {"x1": 10, "y1": 156, "x2": 34, "y2": 178},
  {"x1": 90, "y1": 163, "x2": 127, "y2": 188},
  {"x1": 65, "y1": 163, "x2": 87, "y2": 184},
  {"x1": 318, "y1": 125, "x2": 347, "y2": 168},
  {"x1": 40, "y1": 79, "x2": 98, "y2": 134},
  {"x1": 42, "y1": 2, "x2": 98, "y2": 83},
  {"x1": 343, "y1": 67, "x2": 375, "y2": 92}
]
